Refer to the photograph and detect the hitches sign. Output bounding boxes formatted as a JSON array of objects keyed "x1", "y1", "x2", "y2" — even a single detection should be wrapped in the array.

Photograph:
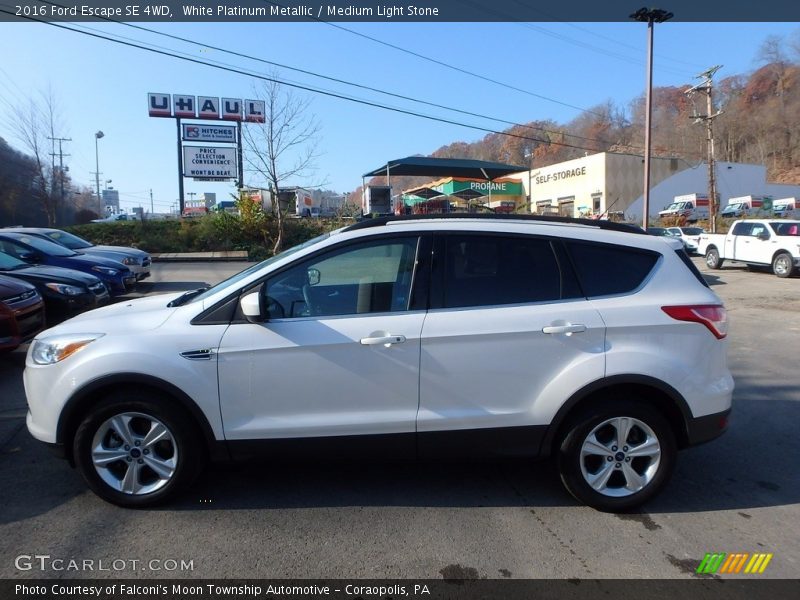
[
  {"x1": 182, "y1": 124, "x2": 237, "y2": 143},
  {"x1": 148, "y1": 93, "x2": 265, "y2": 122},
  {"x1": 183, "y1": 146, "x2": 237, "y2": 179}
]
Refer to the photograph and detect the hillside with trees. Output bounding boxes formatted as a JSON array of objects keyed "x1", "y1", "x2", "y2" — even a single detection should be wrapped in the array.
[{"x1": 354, "y1": 32, "x2": 800, "y2": 200}]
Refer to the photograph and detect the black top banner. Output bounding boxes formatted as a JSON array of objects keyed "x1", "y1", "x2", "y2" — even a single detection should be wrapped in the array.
[{"x1": 3, "y1": 0, "x2": 800, "y2": 23}]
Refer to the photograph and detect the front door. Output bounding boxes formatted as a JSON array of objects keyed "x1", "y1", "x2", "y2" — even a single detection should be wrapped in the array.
[{"x1": 217, "y1": 235, "x2": 425, "y2": 452}]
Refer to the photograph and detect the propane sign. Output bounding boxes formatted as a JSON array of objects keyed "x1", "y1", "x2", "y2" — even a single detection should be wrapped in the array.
[
  {"x1": 182, "y1": 124, "x2": 237, "y2": 143},
  {"x1": 182, "y1": 146, "x2": 237, "y2": 179}
]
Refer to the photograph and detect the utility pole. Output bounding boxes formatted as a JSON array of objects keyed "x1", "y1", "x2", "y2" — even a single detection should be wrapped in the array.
[
  {"x1": 687, "y1": 66, "x2": 722, "y2": 233},
  {"x1": 48, "y1": 136, "x2": 72, "y2": 225},
  {"x1": 630, "y1": 7, "x2": 673, "y2": 231},
  {"x1": 150, "y1": 189, "x2": 154, "y2": 215}
]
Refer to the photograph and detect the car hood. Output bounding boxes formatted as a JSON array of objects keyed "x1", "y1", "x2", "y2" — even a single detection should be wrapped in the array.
[
  {"x1": 0, "y1": 265, "x2": 101, "y2": 287},
  {"x1": 0, "y1": 274, "x2": 36, "y2": 298},
  {"x1": 93, "y1": 245, "x2": 149, "y2": 258},
  {"x1": 79, "y1": 248, "x2": 135, "y2": 262},
  {"x1": 66, "y1": 253, "x2": 129, "y2": 271},
  {"x1": 37, "y1": 292, "x2": 183, "y2": 337}
]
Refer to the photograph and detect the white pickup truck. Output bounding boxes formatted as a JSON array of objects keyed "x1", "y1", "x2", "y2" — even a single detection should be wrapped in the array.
[{"x1": 698, "y1": 219, "x2": 800, "y2": 278}]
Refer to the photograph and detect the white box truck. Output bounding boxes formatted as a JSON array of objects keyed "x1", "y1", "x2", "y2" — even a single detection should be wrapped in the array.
[
  {"x1": 363, "y1": 185, "x2": 393, "y2": 216},
  {"x1": 720, "y1": 195, "x2": 770, "y2": 218},
  {"x1": 294, "y1": 188, "x2": 320, "y2": 218},
  {"x1": 773, "y1": 198, "x2": 798, "y2": 218},
  {"x1": 658, "y1": 193, "x2": 710, "y2": 222}
]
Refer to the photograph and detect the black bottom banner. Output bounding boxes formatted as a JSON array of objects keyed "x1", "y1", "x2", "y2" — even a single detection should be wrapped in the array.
[{"x1": 3, "y1": 579, "x2": 800, "y2": 600}]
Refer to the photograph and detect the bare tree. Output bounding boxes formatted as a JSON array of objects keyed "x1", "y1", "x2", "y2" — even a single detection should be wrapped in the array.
[
  {"x1": 6, "y1": 88, "x2": 65, "y2": 226},
  {"x1": 242, "y1": 77, "x2": 321, "y2": 253}
]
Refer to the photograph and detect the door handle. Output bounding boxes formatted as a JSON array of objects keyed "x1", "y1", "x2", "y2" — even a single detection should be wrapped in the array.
[
  {"x1": 360, "y1": 334, "x2": 406, "y2": 346},
  {"x1": 542, "y1": 324, "x2": 587, "y2": 335}
]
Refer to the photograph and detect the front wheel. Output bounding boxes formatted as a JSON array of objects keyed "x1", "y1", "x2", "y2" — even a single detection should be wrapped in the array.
[
  {"x1": 73, "y1": 393, "x2": 204, "y2": 507},
  {"x1": 772, "y1": 252, "x2": 794, "y2": 278},
  {"x1": 705, "y1": 248, "x2": 724, "y2": 270},
  {"x1": 557, "y1": 402, "x2": 676, "y2": 512}
]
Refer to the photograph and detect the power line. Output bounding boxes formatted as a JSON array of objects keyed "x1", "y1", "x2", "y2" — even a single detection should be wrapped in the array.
[
  {"x1": 3, "y1": 9, "x2": 628, "y2": 156},
  {"x1": 262, "y1": 0, "x2": 607, "y2": 118},
  {"x1": 35, "y1": 0, "x2": 624, "y2": 149}
]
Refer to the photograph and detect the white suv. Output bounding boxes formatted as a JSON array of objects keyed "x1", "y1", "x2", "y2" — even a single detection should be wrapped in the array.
[{"x1": 24, "y1": 215, "x2": 733, "y2": 511}]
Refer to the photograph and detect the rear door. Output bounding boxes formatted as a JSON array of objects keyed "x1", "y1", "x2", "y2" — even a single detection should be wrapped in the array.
[{"x1": 417, "y1": 233, "x2": 606, "y2": 456}]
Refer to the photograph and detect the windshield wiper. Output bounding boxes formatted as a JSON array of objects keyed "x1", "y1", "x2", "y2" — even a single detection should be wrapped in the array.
[{"x1": 167, "y1": 287, "x2": 209, "y2": 308}]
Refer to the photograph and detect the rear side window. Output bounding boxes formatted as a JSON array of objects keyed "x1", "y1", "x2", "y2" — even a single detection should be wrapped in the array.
[
  {"x1": 566, "y1": 241, "x2": 659, "y2": 298},
  {"x1": 440, "y1": 235, "x2": 577, "y2": 308}
]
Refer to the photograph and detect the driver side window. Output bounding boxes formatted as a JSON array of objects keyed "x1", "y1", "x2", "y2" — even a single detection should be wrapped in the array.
[{"x1": 263, "y1": 237, "x2": 419, "y2": 319}]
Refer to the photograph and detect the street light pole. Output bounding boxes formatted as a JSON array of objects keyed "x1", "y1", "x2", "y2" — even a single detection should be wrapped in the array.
[
  {"x1": 631, "y1": 7, "x2": 673, "y2": 231},
  {"x1": 94, "y1": 131, "x2": 104, "y2": 208}
]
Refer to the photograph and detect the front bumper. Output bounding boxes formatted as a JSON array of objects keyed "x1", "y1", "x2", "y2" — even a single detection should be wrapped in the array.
[{"x1": 686, "y1": 408, "x2": 731, "y2": 447}]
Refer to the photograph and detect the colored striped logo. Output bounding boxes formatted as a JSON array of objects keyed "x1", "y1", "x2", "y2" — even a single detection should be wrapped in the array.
[{"x1": 697, "y1": 552, "x2": 773, "y2": 574}]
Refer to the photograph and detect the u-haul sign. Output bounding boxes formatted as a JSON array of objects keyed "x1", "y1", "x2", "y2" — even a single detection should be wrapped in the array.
[
  {"x1": 182, "y1": 146, "x2": 237, "y2": 179},
  {"x1": 149, "y1": 93, "x2": 264, "y2": 122}
]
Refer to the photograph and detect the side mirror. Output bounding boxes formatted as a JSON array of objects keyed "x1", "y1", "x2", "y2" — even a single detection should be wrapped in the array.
[
  {"x1": 307, "y1": 268, "x2": 321, "y2": 286},
  {"x1": 240, "y1": 292, "x2": 263, "y2": 323},
  {"x1": 757, "y1": 232, "x2": 770, "y2": 241},
  {"x1": 18, "y1": 251, "x2": 38, "y2": 262}
]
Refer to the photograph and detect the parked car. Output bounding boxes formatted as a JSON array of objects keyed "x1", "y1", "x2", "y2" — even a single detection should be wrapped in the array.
[
  {"x1": 646, "y1": 227, "x2": 669, "y2": 237},
  {"x1": 698, "y1": 219, "x2": 800, "y2": 278},
  {"x1": 24, "y1": 214, "x2": 732, "y2": 511},
  {"x1": 0, "y1": 275, "x2": 45, "y2": 353},
  {"x1": 666, "y1": 226, "x2": 704, "y2": 254},
  {"x1": 4, "y1": 228, "x2": 151, "y2": 281},
  {"x1": 0, "y1": 251, "x2": 109, "y2": 323},
  {"x1": 0, "y1": 233, "x2": 135, "y2": 296}
]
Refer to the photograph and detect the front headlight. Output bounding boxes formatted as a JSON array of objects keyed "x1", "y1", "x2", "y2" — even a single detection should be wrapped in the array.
[
  {"x1": 31, "y1": 334, "x2": 104, "y2": 365},
  {"x1": 121, "y1": 257, "x2": 139, "y2": 266},
  {"x1": 44, "y1": 283, "x2": 84, "y2": 296},
  {"x1": 91, "y1": 266, "x2": 118, "y2": 276}
]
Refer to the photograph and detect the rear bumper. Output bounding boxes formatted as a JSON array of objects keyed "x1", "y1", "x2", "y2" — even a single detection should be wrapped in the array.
[{"x1": 686, "y1": 408, "x2": 731, "y2": 447}]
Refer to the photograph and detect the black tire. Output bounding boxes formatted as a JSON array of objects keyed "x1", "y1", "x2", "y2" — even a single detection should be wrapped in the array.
[
  {"x1": 772, "y1": 252, "x2": 794, "y2": 278},
  {"x1": 73, "y1": 392, "x2": 205, "y2": 507},
  {"x1": 705, "y1": 247, "x2": 724, "y2": 270},
  {"x1": 557, "y1": 401, "x2": 677, "y2": 512}
]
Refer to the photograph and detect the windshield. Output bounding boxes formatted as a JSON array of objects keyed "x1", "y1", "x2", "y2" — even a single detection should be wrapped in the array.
[
  {"x1": 771, "y1": 222, "x2": 800, "y2": 236},
  {"x1": 725, "y1": 203, "x2": 743, "y2": 211},
  {"x1": 186, "y1": 232, "x2": 333, "y2": 305},
  {"x1": 7, "y1": 235, "x2": 79, "y2": 257},
  {"x1": 0, "y1": 252, "x2": 27, "y2": 270},
  {"x1": 44, "y1": 230, "x2": 93, "y2": 250},
  {"x1": 681, "y1": 227, "x2": 704, "y2": 235}
]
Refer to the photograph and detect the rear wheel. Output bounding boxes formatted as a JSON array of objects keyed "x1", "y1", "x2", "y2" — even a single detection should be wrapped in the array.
[
  {"x1": 705, "y1": 248, "x2": 723, "y2": 270},
  {"x1": 772, "y1": 252, "x2": 794, "y2": 278},
  {"x1": 557, "y1": 401, "x2": 676, "y2": 512},
  {"x1": 73, "y1": 392, "x2": 204, "y2": 507}
]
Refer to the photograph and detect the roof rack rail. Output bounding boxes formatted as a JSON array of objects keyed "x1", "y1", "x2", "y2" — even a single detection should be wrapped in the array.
[{"x1": 342, "y1": 213, "x2": 646, "y2": 235}]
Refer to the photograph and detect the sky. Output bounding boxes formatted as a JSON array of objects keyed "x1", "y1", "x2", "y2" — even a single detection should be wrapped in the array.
[{"x1": 1, "y1": 18, "x2": 798, "y2": 215}]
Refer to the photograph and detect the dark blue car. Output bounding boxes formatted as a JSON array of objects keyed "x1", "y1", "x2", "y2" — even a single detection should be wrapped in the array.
[{"x1": 0, "y1": 233, "x2": 135, "y2": 296}]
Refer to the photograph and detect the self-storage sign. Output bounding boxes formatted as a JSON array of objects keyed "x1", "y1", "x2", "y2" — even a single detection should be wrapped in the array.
[
  {"x1": 182, "y1": 146, "x2": 237, "y2": 179},
  {"x1": 182, "y1": 124, "x2": 237, "y2": 143}
]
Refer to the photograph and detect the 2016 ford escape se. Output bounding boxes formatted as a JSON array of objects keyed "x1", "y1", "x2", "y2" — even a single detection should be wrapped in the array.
[{"x1": 23, "y1": 215, "x2": 733, "y2": 511}]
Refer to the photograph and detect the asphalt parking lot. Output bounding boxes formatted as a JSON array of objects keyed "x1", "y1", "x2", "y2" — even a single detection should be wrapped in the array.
[{"x1": 0, "y1": 258, "x2": 798, "y2": 579}]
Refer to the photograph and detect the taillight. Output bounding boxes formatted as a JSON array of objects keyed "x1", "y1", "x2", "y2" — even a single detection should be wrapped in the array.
[{"x1": 662, "y1": 305, "x2": 728, "y2": 339}]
